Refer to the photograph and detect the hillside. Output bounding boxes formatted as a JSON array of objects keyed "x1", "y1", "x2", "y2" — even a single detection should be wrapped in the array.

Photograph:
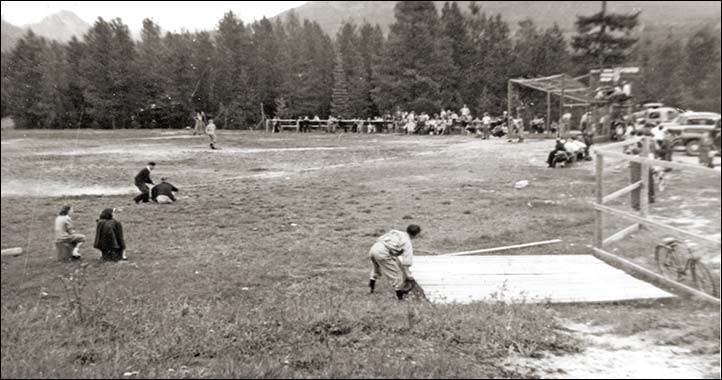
[
  {"x1": 277, "y1": 1, "x2": 722, "y2": 36},
  {"x1": 1, "y1": 18, "x2": 25, "y2": 51},
  {"x1": 1, "y1": 11, "x2": 90, "y2": 52}
]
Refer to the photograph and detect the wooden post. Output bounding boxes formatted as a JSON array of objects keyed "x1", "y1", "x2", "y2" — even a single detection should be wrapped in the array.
[
  {"x1": 546, "y1": 91, "x2": 551, "y2": 134},
  {"x1": 594, "y1": 152, "x2": 604, "y2": 248},
  {"x1": 507, "y1": 81, "x2": 513, "y2": 138},
  {"x1": 640, "y1": 137, "x2": 650, "y2": 217},
  {"x1": 559, "y1": 81, "x2": 566, "y2": 137}
]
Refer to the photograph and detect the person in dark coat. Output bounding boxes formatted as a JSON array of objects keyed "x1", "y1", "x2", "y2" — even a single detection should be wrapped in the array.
[
  {"x1": 94, "y1": 208, "x2": 127, "y2": 261},
  {"x1": 133, "y1": 162, "x2": 155, "y2": 204},
  {"x1": 547, "y1": 138, "x2": 567, "y2": 168},
  {"x1": 151, "y1": 177, "x2": 179, "y2": 204}
]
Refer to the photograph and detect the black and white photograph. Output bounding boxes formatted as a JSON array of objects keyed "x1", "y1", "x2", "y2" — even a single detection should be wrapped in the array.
[{"x1": 1, "y1": 1, "x2": 720, "y2": 378}]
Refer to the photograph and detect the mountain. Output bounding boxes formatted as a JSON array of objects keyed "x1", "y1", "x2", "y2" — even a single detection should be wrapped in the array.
[
  {"x1": 1, "y1": 18, "x2": 25, "y2": 51},
  {"x1": 25, "y1": 10, "x2": 91, "y2": 43},
  {"x1": 1, "y1": 11, "x2": 91, "y2": 52},
  {"x1": 276, "y1": 1, "x2": 722, "y2": 36}
]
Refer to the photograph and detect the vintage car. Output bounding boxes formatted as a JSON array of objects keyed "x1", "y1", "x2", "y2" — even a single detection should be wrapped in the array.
[{"x1": 662, "y1": 112, "x2": 721, "y2": 156}]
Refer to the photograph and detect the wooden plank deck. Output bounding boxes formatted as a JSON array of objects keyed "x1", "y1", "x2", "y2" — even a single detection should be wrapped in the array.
[{"x1": 413, "y1": 255, "x2": 675, "y2": 304}]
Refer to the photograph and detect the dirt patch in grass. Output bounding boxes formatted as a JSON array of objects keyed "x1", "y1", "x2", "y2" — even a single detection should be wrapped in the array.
[
  {"x1": 1, "y1": 180, "x2": 136, "y2": 198},
  {"x1": 506, "y1": 319, "x2": 720, "y2": 379}
]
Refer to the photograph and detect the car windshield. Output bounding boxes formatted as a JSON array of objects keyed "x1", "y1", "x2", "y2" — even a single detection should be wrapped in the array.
[{"x1": 687, "y1": 118, "x2": 716, "y2": 126}]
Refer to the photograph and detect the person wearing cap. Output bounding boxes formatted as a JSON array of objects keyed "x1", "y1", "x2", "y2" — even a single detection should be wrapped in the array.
[
  {"x1": 94, "y1": 208, "x2": 127, "y2": 261},
  {"x1": 205, "y1": 117, "x2": 218, "y2": 149},
  {"x1": 133, "y1": 162, "x2": 155, "y2": 204},
  {"x1": 368, "y1": 224, "x2": 422, "y2": 300},
  {"x1": 151, "y1": 177, "x2": 179, "y2": 204}
]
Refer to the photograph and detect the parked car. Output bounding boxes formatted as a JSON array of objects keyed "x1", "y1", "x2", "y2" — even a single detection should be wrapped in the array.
[
  {"x1": 645, "y1": 107, "x2": 681, "y2": 127},
  {"x1": 631, "y1": 104, "x2": 681, "y2": 131},
  {"x1": 662, "y1": 112, "x2": 721, "y2": 156}
]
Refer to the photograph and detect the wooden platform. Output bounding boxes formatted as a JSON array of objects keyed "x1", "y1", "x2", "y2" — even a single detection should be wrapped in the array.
[{"x1": 413, "y1": 255, "x2": 675, "y2": 304}]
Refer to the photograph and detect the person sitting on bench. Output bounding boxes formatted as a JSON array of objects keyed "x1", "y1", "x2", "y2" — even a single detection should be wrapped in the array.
[
  {"x1": 547, "y1": 138, "x2": 567, "y2": 168},
  {"x1": 563, "y1": 135, "x2": 587, "y2": 164}
]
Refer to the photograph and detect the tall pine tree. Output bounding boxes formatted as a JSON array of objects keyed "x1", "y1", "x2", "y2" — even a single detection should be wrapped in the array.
[
  {"x1": 5, "y1": 31, "x2": 49, "y2": 128},
  {"x1": 440, "y1": 1, "x2": 471, "y2": 109},
  {"x1": 137, "y1": 19, "x2": 168, "y2": 115},
  {"x1": 571, "y1": 1, "x2": 639, "y2": 72},
  {"x1": 82, "y1": 18, "x2": 138, "y2": 129},
  {"x1": 214, "y1": 11, "x2": 253, "y2": 128},
  {"x1": 358, "y1": 22, "x2": 384, "y2": 117},
  {"x1": 330, "y1": 50, "x2": 351, "y2": 117},
  {"x1": 374, "y1": 1, "x2": 454, "y2": 114}
]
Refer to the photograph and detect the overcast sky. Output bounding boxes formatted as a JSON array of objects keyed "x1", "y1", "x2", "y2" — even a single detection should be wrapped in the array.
[{"x1": 1, "y1": 1, "x2": 308, "y2": 32}]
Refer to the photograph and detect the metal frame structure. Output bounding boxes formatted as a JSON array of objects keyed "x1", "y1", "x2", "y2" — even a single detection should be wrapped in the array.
[{"x1": 507, "y1": 74, "x2": 597, "y2": 137}]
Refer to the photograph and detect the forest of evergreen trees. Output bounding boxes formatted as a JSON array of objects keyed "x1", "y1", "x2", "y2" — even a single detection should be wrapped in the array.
[{"x1": 1, "y1": 1, "x2": 719, "y2": 129}]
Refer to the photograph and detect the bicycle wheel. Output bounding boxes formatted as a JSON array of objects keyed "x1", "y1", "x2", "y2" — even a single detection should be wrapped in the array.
[
  {"x1": 692, "y1": 261, "x2": 719, "y2": 298},
  {"x1": 655, "y1": 245, "x2": 683, "y2": 281}
]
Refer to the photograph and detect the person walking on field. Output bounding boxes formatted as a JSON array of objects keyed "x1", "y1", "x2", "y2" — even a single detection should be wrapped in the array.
[
  {"x1": 368, "y1": 224, "x2": 422, "y2": 300},
  {"x1": 206, "y1": 117, "x2": 218, "y2": 149},
  {"x1": 54, "y1": 205, "x2": 86, "y2": 259},
  {"x1": 133, "y1": 162, "x2": 155, "y2": 204}
]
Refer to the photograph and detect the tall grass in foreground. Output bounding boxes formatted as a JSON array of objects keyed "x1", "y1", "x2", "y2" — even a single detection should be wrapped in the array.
[{"x1": 1, "y1": 263, "x2": 580, "y2": 378}]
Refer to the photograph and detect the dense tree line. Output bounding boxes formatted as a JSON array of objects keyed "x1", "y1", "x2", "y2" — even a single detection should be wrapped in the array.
[{"x1": 1, "y1": 1, "x2": 719, "y2": 129}]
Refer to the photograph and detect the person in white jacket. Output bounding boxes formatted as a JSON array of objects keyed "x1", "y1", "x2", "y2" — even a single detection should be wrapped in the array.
[{"x1": 368, "y1": 224, "x2": 421, "y2": 300}]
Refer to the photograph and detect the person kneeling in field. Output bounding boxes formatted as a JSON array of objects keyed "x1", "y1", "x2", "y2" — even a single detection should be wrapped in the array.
[
  {"x1": 151, "y1": 177, "x2": 179, "y2": 204},
  {"x1": 368, "y1": 224, "x2": 421, "y2": 300},
  {"x1": 94, "y1": 208, "x2": 127, "y2": 261},
  {"x1": 54, "y1": 205, "x2": 86, "y2": 259}
]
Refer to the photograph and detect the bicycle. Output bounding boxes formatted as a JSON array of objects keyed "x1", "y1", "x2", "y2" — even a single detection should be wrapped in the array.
[{"x1": 655, "y1": 237, "x2": 719, "y2": 297}]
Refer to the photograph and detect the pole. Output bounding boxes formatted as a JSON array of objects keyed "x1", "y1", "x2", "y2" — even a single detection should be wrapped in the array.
[
  {"x1": 559, "y1": 81, "x2": 566, "y2": 137},
  {"x1": 507, "y1": 81, "x2": 513, "y2": 138},
  {"x1": 640, "y1": 137, "x2": 651, "y2": 217},
  {"x1": 594, "y1": 153, "x2": 604, "y2": 248},
  {"x1": 546, "y1": 91, "x2": 551, "y2": 134}
]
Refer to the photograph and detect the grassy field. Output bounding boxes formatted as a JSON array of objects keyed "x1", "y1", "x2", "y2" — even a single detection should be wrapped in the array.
[{"x1": 1, "y1": 129, "x2": 719, "y2": 378}]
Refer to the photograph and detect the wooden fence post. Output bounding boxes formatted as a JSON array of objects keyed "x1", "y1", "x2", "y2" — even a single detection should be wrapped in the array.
[
  {"x1": 594, "y1": 152, "x2": 604, "y2": 248},
  {"x1": 640, "y1": 137, "x2": 651, "y2": 217}
]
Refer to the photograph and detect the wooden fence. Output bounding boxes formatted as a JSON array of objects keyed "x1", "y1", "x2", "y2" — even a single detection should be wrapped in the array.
[{"x1": 592, "y1": 136, "x2": 720, "y2": 304}]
